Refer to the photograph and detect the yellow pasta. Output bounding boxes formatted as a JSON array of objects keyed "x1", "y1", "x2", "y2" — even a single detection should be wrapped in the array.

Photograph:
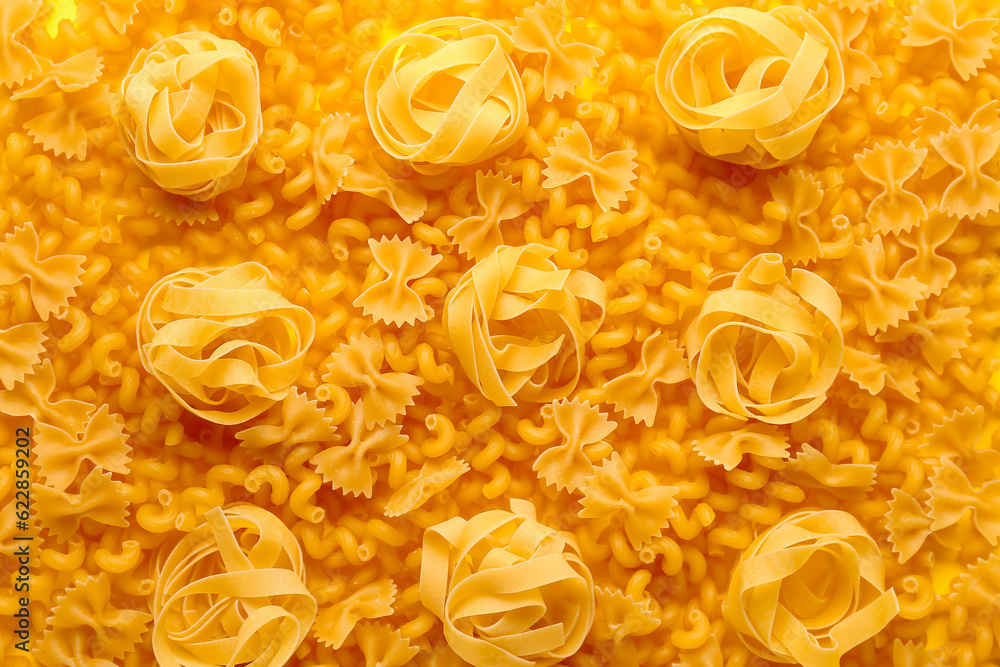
[
  {"x1": 655, "y1": 6, "x2": 846, "y2": 168},
  {"x1": 3, "y1": 0, "x2": 1000, "y2": 665},
  {"x1": 685, "y1": 253, "x2": 844, "y2": 424},
  {"x1": 137, "y1": 262, "x2": 315, "y2": 425},
  {"x1": 723, "y1": 510, "x2": 900, "y2": 667},
  {"x1": 0, "y1": 0, "x2": 43, "y2": 88},
  {"x1": 511, "y1": 0, "x2": 604, "y2": 101},
  {"x1": 532, "y1": 397, "x2": 615, "y2": 492},
  {"x1": 901, "y1": 0, "x2": 999, "y2": 81},
  {"x1": 541, "y1": 121, "x2": 638, "y2": 213},
  {"x1": 115, "y1": 32, "x2": 262, "y2": 199},
  {"x1": 152, "y1": 505, "x2": 316, "y2": 667},
  {"x1": 444, "y1": 243, "x2": 606, "y2": 407},
  {"x1": 0, "y1": 222, "x2": 85, "y2": 321},
  {"x1": 35, "y1": 573, "x2": 151, "y2": 667},
  {"x1": 420, "y1": 499, "x2": 594, "y2": 667},
  {"x1": 365, "y1": 17, "x2": 527, "y2": 170},
  {"x1": 579, "y1": 452, "x2": 679, "y2": 550}
]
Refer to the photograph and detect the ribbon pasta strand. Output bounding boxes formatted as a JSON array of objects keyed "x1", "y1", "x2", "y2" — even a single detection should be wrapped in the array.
[
  {"x1": 115, "y1": 32, "x2": 263, "y2": 199},
  {"x1": 152, "y1": 505, "x2": 317, "y2": 667},
  {"x1": 684, "y1": 253, "x2": 844, "y2": 424},
  {"x1": 419, "y1": 499, "x2": 595, "y2": 667},
  {"x1": 723, "y1": 510, "x2": 899, "y2": 667},
  {"x1": 137, "y1": 262, "x2": 315, "y2": 425},
  {"x1": 655, "y1": 6, "x2": 845, "y2": 168},
  {"x1": 365, "y1": 17, "x2": 528, "y2": 170},
  {"x1": 444, "y1": 244, "x2": 606, "y2": 407}
]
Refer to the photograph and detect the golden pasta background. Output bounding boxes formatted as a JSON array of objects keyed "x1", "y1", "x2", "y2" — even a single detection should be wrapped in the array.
[{"x1": 1, "y1": 0, "x2": 999, "y2": 666}]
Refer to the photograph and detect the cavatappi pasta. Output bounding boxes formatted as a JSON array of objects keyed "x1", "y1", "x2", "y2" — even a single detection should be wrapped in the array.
[{"x1": 1, "y1": 0, "x2": 1000, "y2": 666}]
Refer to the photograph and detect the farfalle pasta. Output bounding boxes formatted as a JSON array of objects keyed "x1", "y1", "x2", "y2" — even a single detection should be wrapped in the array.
[
  {"x1": 356, "y1": 623, "x2": 419, "y2": 667},
  {"x1": 579, "y1": 452, "x2": 679, "y2": 550},
  {"x1": 901, "y1": 0, "x2": 999, "y2": 81},
  {"x1": 309, "y1": 113, "x2": 428, "y2": 223},
  {"x1": 0, "y1": 222, "x2": 85, "y2": 320},
  {"x1": 541, "y1": 121, "x2": 638, "y2": 213},
  {"x1": 33, "y1": 405, "x2": 131, "y2": 490},
  {"x1": 856, "y1": 141, "x2": 929, "y2": 235},
  {"x1": 692, "y1": 424, "x2": 790, "y2": 471},
  {"x1": 655, "y1": 6, "x2": 846, "y2": 168},
  {"x1": 591, "y1": 588, "x2": 660, "y2": 648},
  {"x1": 76, "y1": 0, "x2": 141, "y2": 35},
  {"x1": 766, "y1": 168, "x2": 825, "y2": 265},
  {"x1": 0, "y1": 366, "x2": 92, "y2": 441},
  {"x1": 384, "y1": 456, "x2": 469, "y2": 517},
  {"x1": 930, "y1": 123, "x2": 1000, "y2": 219},
  {"x1": 235, "y1": 387, "x2": 341, "y2": 463},
  {"x1": 600, "y1": 330, "x2": 687, "y2": 425},
  {"x1": 35, "y1": 573, "x2": 152, "y2": 667},
  {"x1": 0, "y1": 322, "x2": 46, "y2": 390},
  {"x1": 446, "y1": 171, "x2": 531, "y2": 260},
  {"x1": 444, "y1": 244, "x2": 605, "y2": 407},
  {"x1": 840, "y1": 235, "x2": 926, "y2": 335},
  {"x1": 321, "y1": 333, "x2": 423, "y2": 428},
  {"x1": 152, "y1": 505, "x2": 316, "y2": 667},
  {"x1": 354, "y1": 236, "x2": 442, "y2": 326},
  {"x1": 136, "y1": 262, "x2": 314, "y2": 425},
  {"x1": 114, "y1": 32, "x2": 262, "y2": 199},
  {"x1": 314, "y1": 579, "x2": 396, "y2": 649},
  {"x1": 364, "y1": 17, "x2": 527, "y2": 170},
  {"x1": 0, "y1": 0, "x2": 42, "y2": 88},
  {"x1": 532, "y1": 398, "x2": 616, "y2": 493},
  {"x1": 927, "y1": 458, "x2": 1000, "y2": 545},
  {"x1": 33, "y1": 467, "x2": 129, "y2": 542},
  {"x1": 310, "y1": 400, "x2": 408, "y2": 498},
  {"x1": 511, "y1": 0, "x2": 603, "y2": 100},
  {"x1": 420, "y1": 499, "x2": 594, "y2": 667},
  {"x1": 684, "y1": 253, "x2": 844, "y2": 424},
  {"x1": 724, "y1": 510, "x2": 900, "y2": 667},
  {"x1": 812, "y1": 3, "x2": 881, "y2": 92},
  {"x1": 11, "y1": 48, "x2": 104, "y2": 100}
]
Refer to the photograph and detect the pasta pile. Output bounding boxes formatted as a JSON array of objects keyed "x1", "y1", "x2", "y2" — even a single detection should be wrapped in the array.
[{"x1": 0, "y1": 0, "x2": 999, "y2": 666}]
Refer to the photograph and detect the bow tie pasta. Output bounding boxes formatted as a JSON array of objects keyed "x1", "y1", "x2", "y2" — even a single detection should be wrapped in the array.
[{"x1": 114, "y1": 32, "x2": 263, "y2": 199}]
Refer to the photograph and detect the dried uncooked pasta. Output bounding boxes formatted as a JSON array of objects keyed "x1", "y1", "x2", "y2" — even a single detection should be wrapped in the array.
[
  {"x1": 4, "y1": 1, "x2": 1000, "y2": 666},
  {"x1": 152, "y1": 505, "x2": 317, "y2": 667},
  {"x1": 724, "y1": 510, "x2": 900, "y2": 666},
  {"x1": 115, "y1": 32, "x2": 262, "y2": 199},
  {"x1": 444, "y1": 244, "x2": 606, "y2": 407},
  {"x1": 420, "y1": 499, "x2": 594, "y2": 667},
  {"x1": 136, "y1": 262, "x2": 314, "y2": 425},
  {"x1": 655, "y1": 6, "x2": 846, "y2": 168},
  {"x1": 365, "y1": 17, "x2": 527, "y2": 170},
  {"x1": 685, "y1": 253, "x2": 844, "y2": 424}
]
